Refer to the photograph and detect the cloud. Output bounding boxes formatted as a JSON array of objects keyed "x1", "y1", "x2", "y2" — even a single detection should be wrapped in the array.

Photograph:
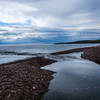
[
  {"x1": 0, "y1": 26, "x2": 57, "y2": 42},
  {"x1": 0, "y1": 2, "x2": 38, "y2": 24},
  {"x1": 0, "y1": 0, "x2": 100, "y2": 43},
  {"x1": 0, "y1": 0, "x2": 82, "y2": 27},
  {"x1": 0, "y1": 0, "x2": 100, "y2": 28}
]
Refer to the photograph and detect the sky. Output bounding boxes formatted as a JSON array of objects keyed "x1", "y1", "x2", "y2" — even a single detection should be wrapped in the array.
[{"x1": 0, "y1": 0, "x2": 100, "y2": 44}]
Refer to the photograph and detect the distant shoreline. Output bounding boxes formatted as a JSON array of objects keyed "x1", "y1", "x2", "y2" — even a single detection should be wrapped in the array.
[{"x1": 55, "y1": 39, "x2": 100, "y2": 44}]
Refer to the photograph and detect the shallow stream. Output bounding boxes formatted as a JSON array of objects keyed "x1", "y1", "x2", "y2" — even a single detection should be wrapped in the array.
[{"x1": 43, "y1": 52, "x2": 100, "y2": 100}]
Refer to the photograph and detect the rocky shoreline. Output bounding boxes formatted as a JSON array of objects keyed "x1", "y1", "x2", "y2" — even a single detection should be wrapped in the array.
[
  {"x1": 0, "y1": 57, "x2": 56, "y2": 100},
  {"x1": 0, "y1": 45, "x2": 100, "y2": 100},
  {"x1": 51, "y1": 46, "x2": 93, "y2": 55},
  {"x1": 81, "y1": 46, "x2": 100, "y2": 64},
  {"x1": 52, "y1": 45, "x2": 100, "y2": 64}
]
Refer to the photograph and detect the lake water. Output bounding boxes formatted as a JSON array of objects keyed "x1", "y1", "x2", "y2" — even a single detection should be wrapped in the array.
[
  {"x1": 0, "y1": 43, "x2": 100, "y2": 64},
  {"x1": 43, "y1": 52, "x2": 100, "y2": 100},
  {"x1": 0, "y1": 43, "x2": 100, "y2": 100}
]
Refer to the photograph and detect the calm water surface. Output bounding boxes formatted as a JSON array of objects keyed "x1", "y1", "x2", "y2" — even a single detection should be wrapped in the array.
[{"x1": 43, "y1": 53, "x2": 100, "y2": 100}]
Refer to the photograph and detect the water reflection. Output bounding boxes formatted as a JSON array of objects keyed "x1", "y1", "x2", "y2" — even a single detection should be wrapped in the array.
[{"x1": 43, "y1": 53, "x2": 100, "y2": 100}]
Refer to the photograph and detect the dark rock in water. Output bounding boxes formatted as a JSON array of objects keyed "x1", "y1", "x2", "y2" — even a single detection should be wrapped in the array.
[{"x1": 81, "y1": 46, "x2": 100, "y2": 64}]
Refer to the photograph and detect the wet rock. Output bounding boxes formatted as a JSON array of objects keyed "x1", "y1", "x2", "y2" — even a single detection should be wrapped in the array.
[
  {"x1": 0, "y1": 57, "x2": 56, "y2": 100},
  {"x1": 81, "y1": 46, "x2": 100, "y2": 64}
]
